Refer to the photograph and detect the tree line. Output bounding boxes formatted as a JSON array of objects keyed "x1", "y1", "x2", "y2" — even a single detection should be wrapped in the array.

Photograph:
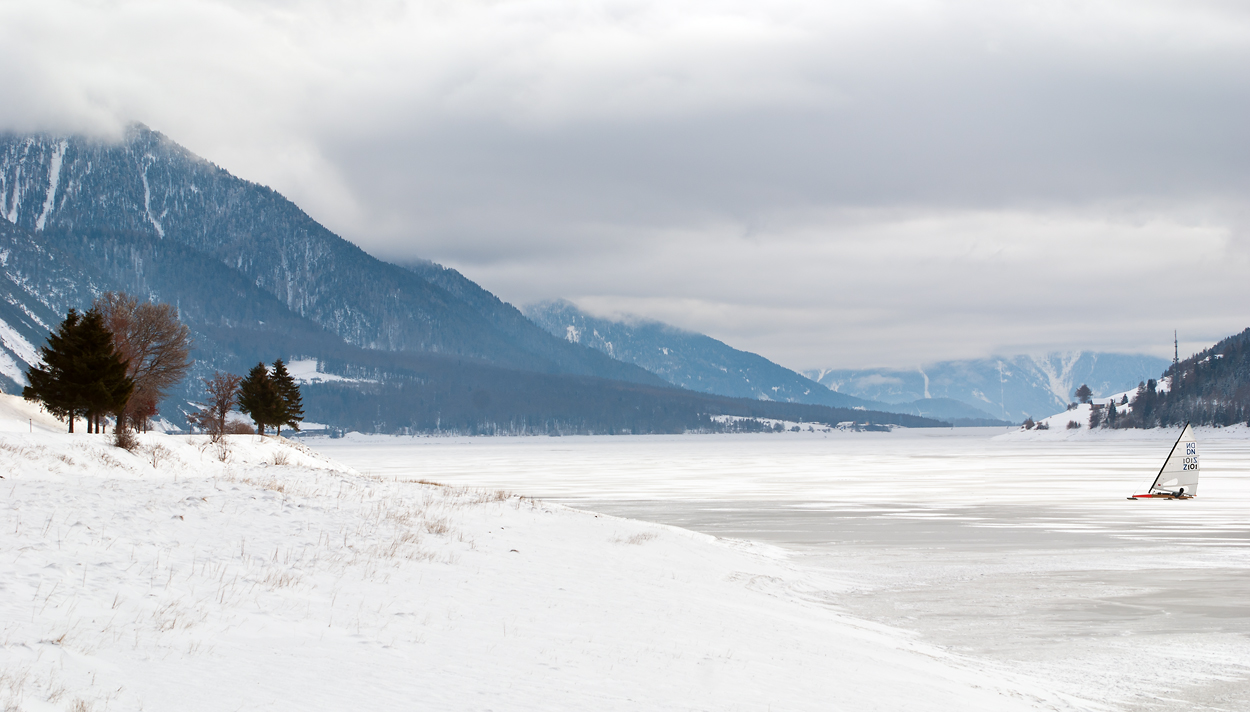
[
  {"x1": 22, "y1": 292, "x2": 303, "y2": 443},
  {"x1": 23, "y1": 294, "x2": 193, "y2": 439}
]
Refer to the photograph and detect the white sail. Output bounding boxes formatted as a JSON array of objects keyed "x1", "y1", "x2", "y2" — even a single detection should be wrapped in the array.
[{"x1": 1150, "y1": 423, "x2": 1199, "y2": 496}]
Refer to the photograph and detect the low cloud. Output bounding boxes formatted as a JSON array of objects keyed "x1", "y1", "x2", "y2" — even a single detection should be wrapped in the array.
[{"x1": 2, "y1": 0, "x2": 1248, "y2": 370}]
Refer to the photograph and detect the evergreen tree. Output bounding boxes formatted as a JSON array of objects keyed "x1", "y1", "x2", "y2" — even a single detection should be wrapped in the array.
[
  {"x1": 238, "y1": 362, "x2": 281, "y2": 435},
  {"x1": 270, "y1": 359, "x2": 304, "y2": 436},
  {"x1": 76, "y1": 309, "x2": 135, "y2": 433},
  {"x1": 24, "y1": 310, "x2": 86, "y2": 432},
  {"x1": 23, "y1": 309, "x2": 133, "y2": 434},
  {"x1": 1074, "y1": 384, "x2": 1093, "y2": 404}
]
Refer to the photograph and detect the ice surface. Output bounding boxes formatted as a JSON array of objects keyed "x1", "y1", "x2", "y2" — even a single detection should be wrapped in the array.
[{"x1": 313, "y1": 427, "x2": 1250, "y2": 710}]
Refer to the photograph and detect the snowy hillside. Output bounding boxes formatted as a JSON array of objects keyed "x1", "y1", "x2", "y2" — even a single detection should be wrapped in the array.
[{"x1": 0, "y1": 393, "x2": 1074, "y2": 711}]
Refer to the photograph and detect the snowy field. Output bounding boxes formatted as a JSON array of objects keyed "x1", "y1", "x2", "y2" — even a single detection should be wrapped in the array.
[
  {"x1": 311, "y1": 427, "x2": 1250, "y2": 711},
  {"x1": 2, "y1": 398, "x2": 1080, "y2": 711}
]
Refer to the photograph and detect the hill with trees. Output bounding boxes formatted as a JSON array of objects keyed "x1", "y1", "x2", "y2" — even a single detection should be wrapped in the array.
[{"x1": 1111, "y1": 328, "x2": 1250, "y2": 428}]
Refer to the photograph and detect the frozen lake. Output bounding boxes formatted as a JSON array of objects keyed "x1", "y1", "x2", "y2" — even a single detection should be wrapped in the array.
[{"x1": 309, "y1": 427, "x2": 1250, "y2": 710}]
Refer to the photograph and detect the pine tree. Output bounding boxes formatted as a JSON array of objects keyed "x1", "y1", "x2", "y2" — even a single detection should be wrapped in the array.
[
  {"x1": 23, "y1": 309, "x2": 133, "y2": 434},
  {"x1": 238, "y1": 362, "x2": 281, "y2": 435},
  {"x1": 24, "y1": 310, "x2": 86, "y2": 432},
  {"x1": 270, "y1": 359, "x2": 304, "y2": 436},
  {"x1": 76, "y1": 309, "x2": 135, "y2": 433}
]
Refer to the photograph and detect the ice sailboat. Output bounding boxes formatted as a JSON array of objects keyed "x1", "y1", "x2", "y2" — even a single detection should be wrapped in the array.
[{"x1": 1128, "y1": 422, "x2": 1199, "y2": 500}]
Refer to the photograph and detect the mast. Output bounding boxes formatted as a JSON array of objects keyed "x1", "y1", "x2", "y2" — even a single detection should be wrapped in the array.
[
  {"x1": 1147, "y1": 421, "x2": 1189, "y2": 494},
  {"x1": 1174, "y1": 330, "x2": 1179, "y2": 372}
]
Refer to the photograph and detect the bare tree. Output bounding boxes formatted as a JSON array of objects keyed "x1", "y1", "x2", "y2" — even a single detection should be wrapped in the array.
[
  {"x1": 95, "y1": 293, "x2": 194, "y2": 431},
  {"x1": 187, "y1": 371, "x2": 244, "y2": 442}
]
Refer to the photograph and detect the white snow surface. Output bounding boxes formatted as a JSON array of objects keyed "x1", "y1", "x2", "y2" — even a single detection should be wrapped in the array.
[
  {"x1": 0, "y1": 399, "x2": 1075, "y2": 711},
  {"x1": 312, "y1": 427, "x2": 1250, "y2": 710},
  {"x1": 284, "y1": 358, "x2": 371, "y2": 384}
]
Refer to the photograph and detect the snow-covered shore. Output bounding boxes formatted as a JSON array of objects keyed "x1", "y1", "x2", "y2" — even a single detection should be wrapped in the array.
[{"x1": 0, "y1": 395, "x2": 1078, "y2": 711}]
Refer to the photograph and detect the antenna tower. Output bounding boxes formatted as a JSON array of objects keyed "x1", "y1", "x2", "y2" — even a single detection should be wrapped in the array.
[{"x1": 1174, "y1": 330, "x2": 1180, "y2": 371}]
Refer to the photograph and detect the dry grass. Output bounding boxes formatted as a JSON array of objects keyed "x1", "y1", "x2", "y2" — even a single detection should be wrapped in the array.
[
  {"x1": 423, "y1": 516, "x2": 452, "y2": 535},
  {"x1": 614, "y1": 532, "x2": 658, "y2": 545},
  {"x1": 144, "y1": 443, "x2": 172, "y2": 468}
]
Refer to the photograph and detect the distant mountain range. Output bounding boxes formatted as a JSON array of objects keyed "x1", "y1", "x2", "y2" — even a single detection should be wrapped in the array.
[
  {"x1": 806, "y1": 353, "x2": 1172, "y2": 422},
  {"x1": 0, "y1": 125, "x2": 940, "y2": 433},
  {"x1": 523, "y1": 301, "x2": 1012, "y2": 426}
]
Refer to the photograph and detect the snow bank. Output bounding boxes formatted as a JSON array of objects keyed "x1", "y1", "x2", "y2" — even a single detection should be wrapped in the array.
[{"x1": 0, "y1": 405, "x2": 1080, "y2": 710}]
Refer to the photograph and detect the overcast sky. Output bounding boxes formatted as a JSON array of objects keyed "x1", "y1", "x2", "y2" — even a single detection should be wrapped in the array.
[{"x1": 2, "y1": 0, "x2": 1248, "y2": 370}]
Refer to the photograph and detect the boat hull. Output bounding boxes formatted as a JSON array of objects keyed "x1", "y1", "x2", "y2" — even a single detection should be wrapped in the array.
[{"x1": 1127, "y1": 493, "x2": 1194, "y2": 500}]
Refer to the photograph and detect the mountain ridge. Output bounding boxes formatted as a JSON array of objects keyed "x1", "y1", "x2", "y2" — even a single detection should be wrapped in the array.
[
  {"x1": 0, "y1": 124, "x2": 662, "y2": 386},
  {"x1": 524, "y1": 299, "x2": 874, "y2": 409}
]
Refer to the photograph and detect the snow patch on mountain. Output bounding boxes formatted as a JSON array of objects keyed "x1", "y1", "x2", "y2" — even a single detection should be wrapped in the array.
[
  {"x1": 140, "y1": 163, "x2": 165, "y2": 238},
  {"x1": 285, "y1": 358, "x2": 372, "y2": 384},
  {"x1": 4, "y1": 161, "x2": 22, "y2": 224},
  {"x1": 1027, "y1": 351, "x2": 1086, "y2": 406},
  {"x1": 34, "y1": 139, "x2": 66, "y2": 232},
  {"x1": 0, "y1": 316, "x2": 38, "y2": 383}
]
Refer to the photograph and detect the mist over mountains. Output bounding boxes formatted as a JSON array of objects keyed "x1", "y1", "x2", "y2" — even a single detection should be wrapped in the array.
[
  {"x1": 0, "y1": 124, "x2": 939, "y2": 433},
  {"x1": 0, "y1": 126, "x2": 657, "y2": 382}
]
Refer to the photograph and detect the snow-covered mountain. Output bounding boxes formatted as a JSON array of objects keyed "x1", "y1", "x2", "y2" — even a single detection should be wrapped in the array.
[
  {"x1": 524, "y1": 300, "x2": 875, "y2": 409},
  {"x1": 0, "y1": 125, "x2": 658, "y2": 386},
  {"x1": 807, "y1": 352, "x2": 1171, "y2": 422},
  {"x1": 0, "y1": 125, "x2": 944, "y2": 433}
]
